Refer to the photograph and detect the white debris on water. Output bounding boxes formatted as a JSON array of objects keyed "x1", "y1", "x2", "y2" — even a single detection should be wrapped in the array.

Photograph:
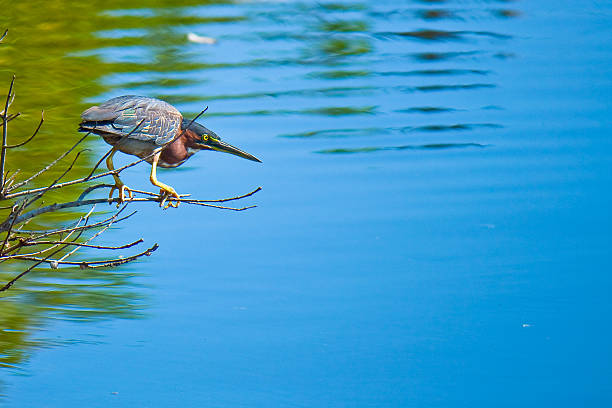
[{"x1": 187, "y1": 33, "x2": 217, "y2": 44}]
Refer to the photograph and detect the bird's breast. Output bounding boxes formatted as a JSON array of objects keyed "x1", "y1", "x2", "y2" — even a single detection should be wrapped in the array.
[{"x1": 108, "y1": 137, "x2": 158, "y2": 160}]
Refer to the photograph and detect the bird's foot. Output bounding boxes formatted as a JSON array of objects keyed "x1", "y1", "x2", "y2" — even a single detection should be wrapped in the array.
[
  {"x1": 158, "y1": 187, "x2": 181, "y2": 209},
  {"x1": 109, "y1": 183, "x2": 133, "y2": 207}
]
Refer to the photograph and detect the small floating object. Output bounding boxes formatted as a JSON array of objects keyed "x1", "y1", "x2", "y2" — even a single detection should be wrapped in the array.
[{"x1": 187, "y1": 33, "x2": 217, "y2": 44}]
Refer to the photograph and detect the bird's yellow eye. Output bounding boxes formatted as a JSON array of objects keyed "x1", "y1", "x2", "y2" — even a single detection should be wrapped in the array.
[{"x1": 201, "y1": 134, "x2": 209, "y2": 142}]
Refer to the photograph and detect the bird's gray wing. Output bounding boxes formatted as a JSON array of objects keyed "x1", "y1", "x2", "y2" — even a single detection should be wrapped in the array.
[{"x1": 80, "y1": 96, "x2": 183, "y2": 145}]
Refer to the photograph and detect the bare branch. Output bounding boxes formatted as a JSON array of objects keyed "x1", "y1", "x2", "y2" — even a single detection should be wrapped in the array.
[
  {"x1": 8, "y1": 132, "x2": 90, "y2": 192},
  {"x1": 0, "y1": 112, "x2": 20, "y2": 126},
  {"x1": 0, "y1": 246, "x2": 65, "y2": 292},
  {"x1": 77, "y1": 183, "x2": 113, "y2": 201},
  {"x1": 0, "y1": 75, "x2": 15, "y2": 190},
  {"x1": 0, "y1": 29, "x2": 7, "y2": 42},
  {"x1": 1, "y1": 186, "x2": 261, "y2": 233},
  {"x1": 0, "y1": 224, "x2": 93, "y2": 291},
  {"x1": 18, "y1": 206, "x2": 135, "y2": 240},
  {"x1": 22, "y1": 148, "x2": 88, "y2": 211},
  {"x1": 16, "y1": 238, "x2": 143, "y2": 251},
  {"x1": 125, "y1": 186, "x2": 261, "y2": 203},
  {"x1": 57, "y1": 203, "x2": 122, "y2": 262},
  {"x1": 5, "y1": 110, "x2": 43, "y2": 148},
  {"x1": 3, "y1": 206, "x2": 95, "y2": 259},
  {"x1": 85, "y1": 146, "x2": 114, "y2": 181},
  {"x1": 4, "y1": 218, "x2": 84, "y2": 259},
  {"x1": 5, "y1": 243, "x2": 158, "y2": 269},
  {"x1": 0, "y1": 202, "x2": 25, "y2": 254},
  {"x1": 2, "y1": 168, "x2": 20, "y2": 191},
  {"x1": 183, "y1": 187, "x2": 262, "y2": 203},
  {"x1": 0, "y1": 198, "x2": 116, "y2": 232}
]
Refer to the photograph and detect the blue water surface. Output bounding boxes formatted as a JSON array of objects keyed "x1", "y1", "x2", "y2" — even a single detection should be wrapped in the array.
[{"x1": 2, "y1": 0, "x2": 612, "y2": 406}]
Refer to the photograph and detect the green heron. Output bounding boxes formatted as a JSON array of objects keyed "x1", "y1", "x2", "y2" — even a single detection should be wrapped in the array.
[{"x1": 79, "y1": 95, "x2": 261, "y2": 207}]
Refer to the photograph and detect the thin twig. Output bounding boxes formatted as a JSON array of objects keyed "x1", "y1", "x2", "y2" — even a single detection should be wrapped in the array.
[
  {"x1": 85, "y1": 146, "x2": 114, "y2": 181},
  {"x1": 0, "y1": 223, "x2": 92, "y2": 291},
  {"x1": 5, "y1": 110, "x2": 43, "y2": 148},
  {"x1": 22, "y1": 148, "x2": 88, "y2": 211},
  {"x1": 0, "y1": 75, "x2": 15, "y2": 191},
  {"x1": 6, "y1": 144, "x2": 145, "y2": 199},
  {"x1": 5, "y1": 205, "x2": 93, "y2": 257},
  {"x1": 16, "y1": 238, "x2": 143, "y2": 251},
  {"x1": 0, "y1": 202, "x2": 24, "y2": 254},
  {"x1": 0, "y1": 198, "x2": 118, "y2": 232},
  {"x1": 0, "y1": 112, "x2": 20, "y2": 126},
  {"x1": 0, "y1": 217, "x2": 89, "y2": 291},
  {"x1": 1, "y1": 186, "x2": 260, "y2": 232},
  {"x1": 77, "y1": 183, "x2": 113, "y2": 201},
  {"x1": 0, "y1": 246, "x2": 65, "y2": 292},
  {"x1": 4, "y1": 217, "x2": 83, "y2": 259},
  {"x1": 6, "y1": 243, "x2": 158, "y2": 269},
  {"x1": 3, "y1": 168, "x2": 20, "y2": 190},
  {"x1": 8, "y1": 132, "x2": 90, "y2": 192},
  {"x1": 19, "y1": 207, "x2": 134, "y2": 240},
  {"x1": 182, "y1": 187, "x2": 262, "y2": 203},
  {"x1": 57, "y1": 203, "x2": 122, "y2": 261},
  {"x1": 4, "y1": 205, "x2": 95, "y2": 253}
]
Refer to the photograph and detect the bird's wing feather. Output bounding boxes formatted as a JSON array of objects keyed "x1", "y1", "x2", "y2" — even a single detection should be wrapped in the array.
[{"x1": 80, "y1": 96, "x2": 183, "y2": 145}]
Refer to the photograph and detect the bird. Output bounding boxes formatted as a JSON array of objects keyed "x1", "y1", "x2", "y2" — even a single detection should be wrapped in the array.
[{"x1": 78, "y1": 95, "x2": 261, "y2": 207}]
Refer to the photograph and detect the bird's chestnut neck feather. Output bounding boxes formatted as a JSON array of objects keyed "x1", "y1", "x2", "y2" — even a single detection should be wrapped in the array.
[{"x1": 158, "y1": 129, "x2": 204, "y2": 168}]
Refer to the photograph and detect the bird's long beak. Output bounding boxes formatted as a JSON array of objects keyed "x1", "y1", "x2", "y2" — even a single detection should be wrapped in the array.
[{"x1": 204, "y1": 138, "x2": 262, "y2": 163}]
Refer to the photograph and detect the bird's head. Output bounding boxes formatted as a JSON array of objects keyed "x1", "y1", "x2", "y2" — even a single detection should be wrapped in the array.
[{"x1": 183, "y1": 119, "x2": 261, "y2": 163}]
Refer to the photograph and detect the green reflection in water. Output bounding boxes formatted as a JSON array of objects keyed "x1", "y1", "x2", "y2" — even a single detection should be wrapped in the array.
[
  {"x1": 316, "y1": 3, "x2": 366, "y2": 12},
  {"x1": 319, "y1": 20, "x2": 369, "y2": 33},
  {"x1": 317, "y1": 143, "x2": 487, "y2": 154},
  {"x1": 308, "y1": 69, "x2": 489, "y2": 80},
  {"x1": 321, "y1": 38, "x2": 371, "y2": 56},
  {"x1": 280, "y1": 127, "x2": 392, "y2": 139},
  {"x1": 202, "y1": 105, "x2": 377, "y2": 118}
]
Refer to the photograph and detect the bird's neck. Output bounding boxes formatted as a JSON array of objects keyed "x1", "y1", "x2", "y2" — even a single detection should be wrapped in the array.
[{"x1": 158, "y1": 131, "x2": 199, "y2": 168}]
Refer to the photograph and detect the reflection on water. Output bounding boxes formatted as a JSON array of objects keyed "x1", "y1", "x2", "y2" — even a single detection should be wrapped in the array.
[
  {"x1": 317, "y1": 142, "x2": 486, "y2": 155},
  {"x1": 8, "y1": 0, "x2": 604, "y2": 406},
  {"x1": 0, "y1": 267, "x2": 145, "y2": 370}
]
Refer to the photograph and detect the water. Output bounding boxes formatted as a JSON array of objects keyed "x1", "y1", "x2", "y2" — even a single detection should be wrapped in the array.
[{"x1": 1, "y1": 0, "x2": 612, "y2": 406}]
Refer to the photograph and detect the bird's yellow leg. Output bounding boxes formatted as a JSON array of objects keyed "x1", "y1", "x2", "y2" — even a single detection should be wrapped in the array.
[
  {"x1": 150, "y1": 152, "x2": 180, "y2": 209},
  {"x1": 106, "y1": 147, "x2": 133, "y2": 204}
]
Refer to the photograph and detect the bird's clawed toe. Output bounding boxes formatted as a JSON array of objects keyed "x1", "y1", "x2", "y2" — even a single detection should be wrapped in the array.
[
  {"x1": 109, "y1": 183, "x2": 134, "y2": 207},
  {"x1": 158, "y1": 187, "x2": 180, "y2": 209}
]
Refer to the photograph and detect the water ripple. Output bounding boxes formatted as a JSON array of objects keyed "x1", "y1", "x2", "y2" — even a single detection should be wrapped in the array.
[
  {"x1": 316, "y1": 143, "x2": 487, "y2": 154},
  {"x1": 378, "y1": 29, "x2": 511, "y2": 41}
]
